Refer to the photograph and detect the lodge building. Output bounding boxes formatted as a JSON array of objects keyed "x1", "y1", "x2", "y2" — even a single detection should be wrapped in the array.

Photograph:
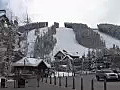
[{"x1": 12, "y1": 57, "x2": 51, "y2": 76}]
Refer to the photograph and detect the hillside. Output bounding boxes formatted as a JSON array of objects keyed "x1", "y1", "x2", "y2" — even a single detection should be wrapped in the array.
[
  {"x1": 27, "y1": 27, "x2": 49, "y2": 57},
  {"x1": 52, "y1": 27, "x2": 88, "y2": 57},
  {"x1": 26, "y1": 25, "x2": 120, "y2": 60},
  {"x1": 98, "y1": 24, "x2": 120, "y2": 40},
  {"x1": 64, "y1": 23, "x2": 105, "y2": 49},
  {"x1": 94, "y1": 30, "x2": 120, "y2": 49}
]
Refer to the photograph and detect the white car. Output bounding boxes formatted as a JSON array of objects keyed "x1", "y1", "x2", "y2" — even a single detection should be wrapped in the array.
[{"x1": 96, "y1": 69, "x2": 118, "y2": 81}]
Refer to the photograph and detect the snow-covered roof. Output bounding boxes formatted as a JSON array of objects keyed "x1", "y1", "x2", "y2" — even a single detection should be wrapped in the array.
[
  {"x1": 0, "y1": 13, "x2": 5, "y2": 17},
  {"x1": 60, "y1": 65, "x2": 67, "y2": 67},
  {"x1": 54, "y1": 50, "x2": 66, "y2": 57},
  {"x1": 62, "y1": 55, "x2": 73, "y2": 60},
  {"x1": 12, "y1": 57, "x2": 51, "y2": 68},
  {"x1": 44, "y1": 61, "x2": 51, "y2": 68}
]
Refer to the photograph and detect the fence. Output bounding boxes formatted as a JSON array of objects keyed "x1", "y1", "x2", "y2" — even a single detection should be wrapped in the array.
[{"x1": 40, "y1": 73, "x2": 110, "y2": 90}]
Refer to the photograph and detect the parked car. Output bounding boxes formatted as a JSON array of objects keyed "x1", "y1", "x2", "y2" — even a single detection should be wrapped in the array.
[
  {"x1": 112, "y1": 69, "x2": 120, "y2": 80},
  {"x1": 96, "y1": 69, "x2": 118, "y2": 81}
]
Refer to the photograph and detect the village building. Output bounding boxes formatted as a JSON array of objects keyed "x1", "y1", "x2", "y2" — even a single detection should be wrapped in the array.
[
  {"x1": 12, "y1": 57, "x2": 51, "y2": 76},
  {"x1": 54, "y1": 50, "x2": 67, "y2": 61},
  {"x1": 53, "y1": 50, "x2": 81, "y2": 72}
]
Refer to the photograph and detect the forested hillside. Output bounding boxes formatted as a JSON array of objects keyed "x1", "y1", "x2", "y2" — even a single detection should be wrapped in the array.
[
  {"x1": 98, "y1": 24, "x2": 120, "y2": 40},
  {"x1": 34, "y1": 25, "x2": 57, "y2": 59},
  {"x1": 64, "y1": 23, "x2": 105, "y2": 49}
]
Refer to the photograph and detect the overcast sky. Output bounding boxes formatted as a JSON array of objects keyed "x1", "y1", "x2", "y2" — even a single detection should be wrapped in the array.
[{"x1": 0, "y1": 0, "x2": 120, "y2": 27}]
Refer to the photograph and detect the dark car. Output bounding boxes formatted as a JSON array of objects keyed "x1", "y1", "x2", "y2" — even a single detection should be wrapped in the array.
[{"x1": 96, "y1": 69, "x2": 118, "y2": 81}]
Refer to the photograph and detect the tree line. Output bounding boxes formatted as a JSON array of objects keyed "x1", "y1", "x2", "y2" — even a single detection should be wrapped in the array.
[
  {"x1": 34, "y1": 25, "x2": 57, "y2": 59},
  {"x1": 98, "y1": 24, "x2": 120, "y2": 40},
  {"x1": 64, "y1": 23, "x2": 105, "y2": 49}
]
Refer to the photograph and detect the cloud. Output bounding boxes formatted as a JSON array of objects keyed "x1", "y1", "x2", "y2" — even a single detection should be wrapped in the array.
[
  {"x1": 0, "y1": 0, "x2": 27, "y2": 22},
  {"x1": 0, "y1": 0, "x2": 8, "y2": 9},
  {"x1": 26, "y1": 0, "x2": 108, "y2": 27},
  {"x1": 1, "y1": 0, "x2": 120, "y2": 27},
  {"x1": 105, "y1": 0, "x2": 120, "y2": 23}
]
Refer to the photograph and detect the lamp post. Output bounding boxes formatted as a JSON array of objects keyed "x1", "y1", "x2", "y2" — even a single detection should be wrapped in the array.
[
  {"x1": 82, "y1": 55, "x2": 85, "y2": 75},
  {"x1": 24, "y1": 58, "x2": 26, "y2": 72}
]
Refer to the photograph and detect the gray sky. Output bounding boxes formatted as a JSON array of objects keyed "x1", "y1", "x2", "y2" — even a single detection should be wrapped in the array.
[{"x1": 1, "y1": 0, "x2": 120, "y2": 28}]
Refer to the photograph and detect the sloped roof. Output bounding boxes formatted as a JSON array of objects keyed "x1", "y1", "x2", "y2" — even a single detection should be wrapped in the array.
[
  {"x1": 62, "y1": 55, "x2": 73, "y2": 60},
  {"x1": 54, "y1": 50, "x2": 80, "y2": 58},
  {"x1": 0, "y1": 13, "x2": 5, "y2": 17},
  {"x1": 54, "y1": 50, "x2": 66, "y2": 57},
  {"x1": 12, "y1": 57, "x2": 51, "y2": 68},
  {"x1": 44, "y1": 61, "x2": 51, "y2": 68}
]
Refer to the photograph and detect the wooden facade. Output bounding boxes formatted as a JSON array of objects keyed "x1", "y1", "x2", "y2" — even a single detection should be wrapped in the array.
[
  {"x1": 54, "y1": 50, "x2": 81, "y2": 71},
  {"x1": 12, "y1": 57, "x2": 51, "y2": 77}
]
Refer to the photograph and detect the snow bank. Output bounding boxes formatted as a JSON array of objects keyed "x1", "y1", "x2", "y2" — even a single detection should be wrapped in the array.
[
  {"x1": 27, "y1": 30, "x2": 37, "y2": 57},
  {"x1": 53, "y1": 27, "x2": 88, "y2": 58},
  {"x1": 51, "y1": 72, "x2": 73, "y2": 77}
]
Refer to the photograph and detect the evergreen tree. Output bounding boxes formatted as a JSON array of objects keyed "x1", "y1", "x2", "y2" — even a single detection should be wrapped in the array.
[{"x1": 34, "y1": 29, "x2": 57, "y2": 59}]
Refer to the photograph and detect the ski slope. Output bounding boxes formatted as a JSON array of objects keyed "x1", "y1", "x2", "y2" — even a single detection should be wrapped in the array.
[
  {"x1": 27, "y1": 30, "x2": 37, "y2": 57},
  {"x1": 25, "y1": 26, "x2": 120, "y2": 60},
  {"x1": 27, "y1": 27, "x2": 48, "y2": 57},
  {"x1": 53, "y1": 27, "x2": 88, "y2": 57},
  {"x1": 26, "y1": 27, "x2": 89, "y2": 59},
  {"x1": 94, "y1": 30, "x2": 120, "y2": 49}
]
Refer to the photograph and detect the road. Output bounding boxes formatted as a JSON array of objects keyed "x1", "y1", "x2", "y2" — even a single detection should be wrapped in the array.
[
  {"x1": 0, "y1": 78, "x2": 72, "y2": 90},
  {"x1": 42, "y1": 74, "x2": 120, "y2": 90},
  {"x1": 1, "y1": 74, "x2": 120, "y2": 90}
]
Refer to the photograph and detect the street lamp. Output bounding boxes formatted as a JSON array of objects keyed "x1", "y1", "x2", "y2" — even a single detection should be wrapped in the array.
[{"x1": 82, "y1": 55, "x2": 85, "y2": 75}]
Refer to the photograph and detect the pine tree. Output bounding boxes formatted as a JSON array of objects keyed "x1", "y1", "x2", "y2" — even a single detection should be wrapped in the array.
[{"x1": 34, "y1": 27, "x2": 57, "y2": 60}]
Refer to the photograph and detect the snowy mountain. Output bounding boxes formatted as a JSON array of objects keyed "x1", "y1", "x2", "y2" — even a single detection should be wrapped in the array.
[
  {"x1": 94, "y1": 30, "x2": 120, "y2": 49},
  {"x1": 52, "y1": 27, "x2": 88, "y2": 57},
  {"x1": 26, "y1": 27, "x2": 89, "y2": 59},
  {"x1": 26, "y1": 27, "x2": 120, "y2": 60},
  {"x1": 27, "y1": 27, "x2": 48, "y2": 57}
]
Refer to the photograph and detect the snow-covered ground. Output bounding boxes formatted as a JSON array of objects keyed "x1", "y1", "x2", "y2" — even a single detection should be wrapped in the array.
[
  {"x1": 27, "y1": 30, "x2": 37, "y2": 57},
  {"x1": 52, "y1": 72, "x2": 73, "y2": 77},
  {"x1": 51, "y1": 71, "x2": 93, "y2": 77},
  {"x1": 26, "y1": 27, "x2": 120, "y2": 59},
  {"x1": 94, "y1": 30, "x2": 120, "y2": 49},
  {"x1": 52, "y1": 27, "x2": 88, "y2": 58},
  {"x1": 26, "y1": 27, "x2": 89, "y2": 59},
  {"x1": 27, "y1": 27, "x2": 48, "y2": 57}
]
